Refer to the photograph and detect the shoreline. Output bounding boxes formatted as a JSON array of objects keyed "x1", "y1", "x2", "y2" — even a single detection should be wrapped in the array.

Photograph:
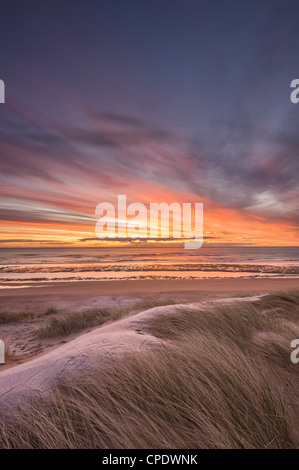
[
  {"x1": 0, "y1": 277, "x2": 298, "y2": 317},
  {"x1": 1, "y1": 276, "x2": 298, "y2": 297}
]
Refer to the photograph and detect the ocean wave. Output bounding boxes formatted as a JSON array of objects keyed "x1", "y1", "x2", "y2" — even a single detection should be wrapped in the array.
[{"x1": 1, "y1": 262, "x2": 299, "y2": 274}]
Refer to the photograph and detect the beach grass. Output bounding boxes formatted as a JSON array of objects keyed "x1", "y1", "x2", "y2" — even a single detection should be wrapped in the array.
[
  {"x1": 36, "y1": 298, "x2": 176, "y2": 338},
  {"x1": 0, "y1": 292, "x2": 298, "y2": 449},
  {"x1": 0, "y1": 311, "x2": 38, "y2": 324},
  {"x1": 36, "y1": 307, "x2": 124, "y2": 338}
]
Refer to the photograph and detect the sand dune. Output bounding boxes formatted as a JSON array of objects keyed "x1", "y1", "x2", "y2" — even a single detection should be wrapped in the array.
[{"x1": 0, "y1": 295, "x2": 266, "y2": 410}]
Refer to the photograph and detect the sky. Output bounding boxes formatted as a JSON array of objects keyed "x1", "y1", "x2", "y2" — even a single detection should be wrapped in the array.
[{"x1": 0, "y1": 0, "x2": 299, "y2": 247}]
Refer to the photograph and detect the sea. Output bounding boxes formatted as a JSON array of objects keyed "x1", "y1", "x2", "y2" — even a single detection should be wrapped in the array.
[{"x1": 0, "y1": 245, "x2": 299, "y2": 287}]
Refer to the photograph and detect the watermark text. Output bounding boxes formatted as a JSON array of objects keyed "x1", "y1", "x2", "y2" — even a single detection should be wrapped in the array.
[
  {"x1": 0, "y1": 79, "x2": 5, "y2": 103},
  {"x1": 95, "y1": 195, "x2": 203, "y2": 249}
]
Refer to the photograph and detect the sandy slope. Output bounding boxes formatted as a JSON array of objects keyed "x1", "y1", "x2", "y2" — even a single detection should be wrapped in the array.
[
  {"x1": 0, "y1": 296, "x2": 265, "y2": 410},
  {"x1": 0, "y1": 304, "x2": 167, "y2": 410}
]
